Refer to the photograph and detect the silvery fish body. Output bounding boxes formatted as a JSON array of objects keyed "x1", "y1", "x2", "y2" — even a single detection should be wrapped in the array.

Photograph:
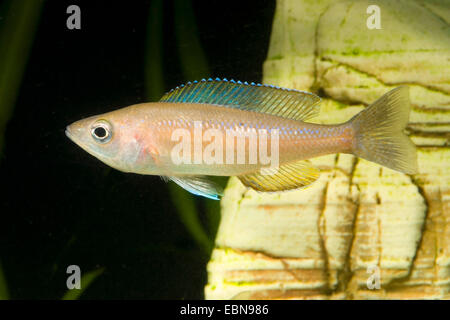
[{"x1": 66, "y1": 79, "x2": 417, "y2": 199}]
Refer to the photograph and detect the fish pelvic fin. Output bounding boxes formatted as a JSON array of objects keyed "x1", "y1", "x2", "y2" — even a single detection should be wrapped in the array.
[
  {"x1": 238, "y1": 160, "x2": 320, "y2": 192},
  {"x1": 350, "y1": 86, "x2": 418, "y2": 174},
  {"x1": 169, "y1": 175, "x2": 223, "y2": 200},
  {"x1": 159, "y1": 78, "x2": 321, "y2": 121}
]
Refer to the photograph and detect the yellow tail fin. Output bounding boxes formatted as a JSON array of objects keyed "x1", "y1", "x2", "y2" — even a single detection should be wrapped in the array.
[{"x1": 350, "y1": 87, "x2": 418, "y2": 174}]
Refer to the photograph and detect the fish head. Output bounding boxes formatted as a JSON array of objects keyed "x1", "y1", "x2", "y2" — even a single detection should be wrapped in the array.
[{"x1": 66, "y1": 108, "x2": 155, "y2": 173}]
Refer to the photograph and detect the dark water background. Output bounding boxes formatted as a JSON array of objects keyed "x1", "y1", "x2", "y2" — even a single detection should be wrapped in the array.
[{"x1": 0, "y1": 0, "x2": 275, "y2": 299}]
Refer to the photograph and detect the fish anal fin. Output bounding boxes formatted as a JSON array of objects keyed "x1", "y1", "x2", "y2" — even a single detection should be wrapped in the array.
[
  {"x1": 159, "y1": 78, "x2": 321, "y2": 121},
  {"x1": 238, "y1": 160, "x2": 320, "y2": 192}
]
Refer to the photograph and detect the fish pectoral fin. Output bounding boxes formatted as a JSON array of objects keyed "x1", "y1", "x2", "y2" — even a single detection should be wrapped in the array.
[
  {"x1": 238, "y1": 160, "x2": 320, "y2": 192},
  {"x1": 169, "y1": 175, "x2": 224, "y2": 200}
]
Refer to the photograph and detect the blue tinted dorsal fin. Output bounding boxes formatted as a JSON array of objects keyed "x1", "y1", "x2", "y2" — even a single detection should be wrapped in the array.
[{"x1": 159, "y1": 78, "x2": 321, "y2": 121}]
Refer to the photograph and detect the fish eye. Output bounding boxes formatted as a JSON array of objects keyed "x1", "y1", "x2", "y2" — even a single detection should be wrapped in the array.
[{"x1": 91, "y1": 120, "x2": 112, "y2": 143}]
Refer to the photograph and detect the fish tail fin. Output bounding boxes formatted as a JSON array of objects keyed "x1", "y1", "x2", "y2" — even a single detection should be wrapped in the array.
[{"x1": 349, "y1": 86, "x2": 418, "y2": 174}]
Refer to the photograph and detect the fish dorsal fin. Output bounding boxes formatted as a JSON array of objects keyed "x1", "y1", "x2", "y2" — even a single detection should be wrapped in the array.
[
  {"x1": 238, "y1": 160, "x2": 320, "y2": 192},
  {"x1": 169, "y1": 175, "x2": 223, "y2": 200},
  {"x1": 159, "y1": 78, "x2": 321, "y2": 121}
]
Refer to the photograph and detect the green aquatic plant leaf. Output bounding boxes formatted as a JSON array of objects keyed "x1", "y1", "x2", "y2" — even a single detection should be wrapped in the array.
[
  {"x1": 0, "y1": 0, "x2": 44, "y2": 301},
  {"x1": 0, "y1": 0, "x2": 44, "y2": 155},
  {"x1": 0, "y1": 260, "x2": 9, "y2": 300},
  {"x1": 204, "y1": 198, "x2": 221, "y2": 239},
  {"x1": 145, "y1": 0, "x2": 165, "y2": 102},
  {"x1": 61, "y1": 267, "x2": 104, "y2": 300},
  {"x1": 173, "y1": 0, "x2": 210, "y2": 80},
  {"x1": 169, "y1": 183, "x2": 213, "y2": 254},
  {"x1": 145, "y1": 0, "x2": 214, "y2": 255},
  {"x1": 173, "y1": 0, "x2": 224, "y2": 251},
  {"x1": 204, "y1": 176, "x2": 228, "y2": 238}
]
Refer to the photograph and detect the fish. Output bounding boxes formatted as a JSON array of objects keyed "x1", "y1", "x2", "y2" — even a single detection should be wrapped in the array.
[{"x1": 66, "y1": 78, "x2": 417, "y2": 200}]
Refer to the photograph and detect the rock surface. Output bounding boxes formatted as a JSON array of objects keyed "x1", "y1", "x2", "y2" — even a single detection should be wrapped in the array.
[{"x1": 205, "y1": 0, "x2": 449, "y2": 299}]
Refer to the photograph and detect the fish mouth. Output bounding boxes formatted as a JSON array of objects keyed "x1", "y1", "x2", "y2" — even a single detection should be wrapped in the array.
[
  {"x1": 65, "y1": 126, "x2": 81, "y2": 146},
  {"x1": 65, "y1": 124, "x2": 102, "y2": 159},
  {"x1": 65, "y1": 126, "x2": 74, "y2": 141}
]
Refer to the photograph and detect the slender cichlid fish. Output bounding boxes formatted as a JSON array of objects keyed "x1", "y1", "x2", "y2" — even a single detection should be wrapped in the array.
[{"x1": 66, "y1": 79, "x2": 417, "y2": 200}]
